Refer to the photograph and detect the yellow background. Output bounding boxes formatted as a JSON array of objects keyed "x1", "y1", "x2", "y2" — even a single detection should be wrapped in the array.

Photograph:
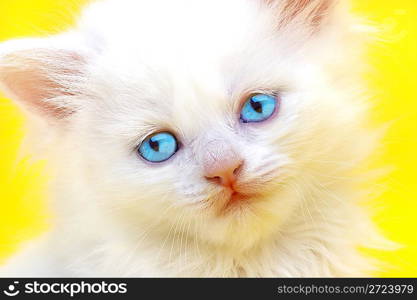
[{"x1": 0, "y1": 0, "x2": 416, "y2": 276}]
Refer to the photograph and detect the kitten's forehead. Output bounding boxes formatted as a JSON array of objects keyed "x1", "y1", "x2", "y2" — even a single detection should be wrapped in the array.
[
  {"x1": 84, "y1": 3, "x2": 277, "y2": 112},
  {"x1": 81, "y1": 0, "x2": 275, "y2": 64},
  {"x1": 82, "y1": 0, "x2": 309, "y2": 140}
]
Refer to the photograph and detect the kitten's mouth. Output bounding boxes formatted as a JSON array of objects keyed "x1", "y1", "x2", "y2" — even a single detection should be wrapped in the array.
[
  {"x1": 208, "y1": 183, "x2": 264, "y2": 216},
  {"x1": 228, "y1": 191, "x2": 251, "y2": 206},
  {"x1": 220, "y1": 188, "x2": 260, "y2": 213}
]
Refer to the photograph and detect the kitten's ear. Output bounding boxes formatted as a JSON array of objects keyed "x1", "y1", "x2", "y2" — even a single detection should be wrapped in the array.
[
  {"x1": 0, "y1": 33, "x2": 90, "y2": 120},
  {"x1": 267, "y1": 0, "x2": 338, "y2": 33}
]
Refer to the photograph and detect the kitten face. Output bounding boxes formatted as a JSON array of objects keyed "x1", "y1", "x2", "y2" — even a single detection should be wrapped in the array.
[
  {"x1": 1, "y1": 0, "x2": 367, "y2": 251},
  {"x1": 66, "y1": 0, "x2": 360, "y2": 250}
]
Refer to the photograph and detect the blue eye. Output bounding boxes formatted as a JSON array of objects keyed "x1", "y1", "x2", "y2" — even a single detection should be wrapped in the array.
[
  {"x1": 240, "y1": 93, "x2": 278, "y2": 123},
  {"x1": 139, "y1": 132, "x2": 178, "y2": 163}
]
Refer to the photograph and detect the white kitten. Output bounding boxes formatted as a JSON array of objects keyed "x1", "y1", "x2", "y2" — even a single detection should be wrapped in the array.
[{"x1": 0, "y1": 0, "x2": 383, "y2": 277}]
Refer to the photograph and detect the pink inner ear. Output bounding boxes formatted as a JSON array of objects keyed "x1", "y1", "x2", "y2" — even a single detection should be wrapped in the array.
[
  {"x1": 308, "y1": 0, "x2": 332, "y2": 27},
  {"x1": 0, "y1": 50, "x2": 83, "y2": 118},
  {"x1": 282, "y1": 0, "x2": 313, "y2": 17},
  {"x1": 1, "y1": 61, "x2": 62, "y2": 116},
  {"x1": 278, "y1": 0, "x2": 333, "y2": 30}
]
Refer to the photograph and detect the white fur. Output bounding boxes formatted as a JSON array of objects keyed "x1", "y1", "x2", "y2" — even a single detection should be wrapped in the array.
[{"x1": 0, "y1": 0, "x2": 385, "y2": 277}]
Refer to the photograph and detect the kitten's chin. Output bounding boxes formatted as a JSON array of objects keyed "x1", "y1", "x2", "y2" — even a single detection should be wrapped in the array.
[{"x1": 200, "y1": 191, "x2": 282, "y2": 252}]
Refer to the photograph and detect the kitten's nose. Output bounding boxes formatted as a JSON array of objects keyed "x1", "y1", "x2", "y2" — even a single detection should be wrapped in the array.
[{"x1": 203, "y1": 141, "x2": 243, "y2": 188}]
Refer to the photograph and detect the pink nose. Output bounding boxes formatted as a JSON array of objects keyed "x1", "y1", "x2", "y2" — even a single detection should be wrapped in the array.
[{"x1": 203, "y1": 141, "x2": 243, "y2": 188}]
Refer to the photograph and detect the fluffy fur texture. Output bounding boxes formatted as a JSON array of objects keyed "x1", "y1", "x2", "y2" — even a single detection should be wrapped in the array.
[{"x1": 0, "y1": 0, "x2": 383, "y2": 277}]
